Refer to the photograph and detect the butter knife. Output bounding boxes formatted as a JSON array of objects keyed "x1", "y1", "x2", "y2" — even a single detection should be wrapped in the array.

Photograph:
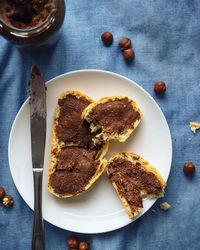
[{"x1": 29, "y1": 66, "x2": 46, "y2": 250}]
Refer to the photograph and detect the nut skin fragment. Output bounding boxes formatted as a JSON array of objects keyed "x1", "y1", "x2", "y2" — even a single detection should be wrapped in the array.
[
  {"x1": 160, "y1": 202, "x2": 171, "y2": 210},
  {"x1": 189, "y1": 121, "x2": 200, "y2": 133}
]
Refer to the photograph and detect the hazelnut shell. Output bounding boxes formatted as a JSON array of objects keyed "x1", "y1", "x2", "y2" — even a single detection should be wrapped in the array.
[
  {"x1": 2, "y1": 195, "x2": 14, "y2": 208},
  {"x1": 101, "y1": 32, "x2": 113, "y2": 46},
  {"x1": 123, "y1": 48, "x2": 135, "y2": 61},
  {"x1": 66, "y1": 236, "x2": 79, "y2": 249},
  {"x1": 154, "y1": 81, "x2": 166, "y2": 94},
  {"x1": 183, "y1": 162, "x2": 195, "y2": 175},
  {"x1": 79, "y1": 241, "x2": 89, "y2": 250},
  {"x1": 0, "y1": 187, "x2": 6, "y2": 200},
  {"x1": 119, "y1": 37, "x2": 132, "y2": 50}
]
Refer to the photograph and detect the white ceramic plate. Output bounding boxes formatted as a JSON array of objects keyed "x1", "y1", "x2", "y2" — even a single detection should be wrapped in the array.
[{"x1": 8, "y1": 70, "x2": 172, "y2": 234}]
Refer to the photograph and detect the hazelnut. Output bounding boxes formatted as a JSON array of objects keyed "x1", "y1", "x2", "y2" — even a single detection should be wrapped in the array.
[
  {"x1": 183, "y1": 162, "x2": 196, "y2": 175},
  {"x1": 123, "y1": 48, "x2": 135, "y2": 61},
  {"x1": 119, "y1": 37, "x2": 131, "y2": 50},
  {"x1": 154, "y1": 81, "x2": 166, "y2": 94},
  {"x1": 79, "y1": 241, "x2": 89, "y2": 250},
  {"x1": 2, "y1": 195, "x2": 14, "y2": 208},
  {"x1": 66, "y1": 236, "x2": 78, "y2": 249},
  {"x1": 101, "y1": 32, "x2": 113, "y2": 46},
  {"x1": 0, "y1": 187, "x2": 6, "y2": 200}
]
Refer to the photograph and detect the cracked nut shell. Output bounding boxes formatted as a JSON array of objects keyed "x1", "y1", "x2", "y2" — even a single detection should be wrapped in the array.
[{"x1": 2, "y1": 195, "x2": 14, "y2": 207}]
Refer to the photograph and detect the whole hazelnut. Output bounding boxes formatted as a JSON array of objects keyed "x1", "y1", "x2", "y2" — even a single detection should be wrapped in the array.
[
  {"x1": 183, "y1": 162, "x2": 196, "y2": 175},
  {"x1": 79, "y1": 241, "x2": 89, "y2": 250},
  {"x1": 154, "y1": 81, "x2": 166, "y2": 94},
  {"x1": 101, "y1": 32, "x2": 113, "y2": 46},
  {"x1": 0, "y1": 187, "x2": 6, "y2": 200},
  {"x1": 2, "y1": 195, "x2": 14, "y2": 208},
  {"x1": 119, "y1": 37, "x2": 131, "y2": 50},
  {"x1": 123, "y1": 48, "x2": 135, "y2": 61},
  {"x1": 66, "y1": 236, "x2": 78, "y2": 249}
]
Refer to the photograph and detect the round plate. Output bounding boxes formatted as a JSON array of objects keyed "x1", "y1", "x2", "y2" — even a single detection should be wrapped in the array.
[{"x1": 8, "y1": 70, "x2": 172, "y2": 234}]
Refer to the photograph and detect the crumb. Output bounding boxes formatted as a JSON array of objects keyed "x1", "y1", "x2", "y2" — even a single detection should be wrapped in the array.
[
  {"x1": 189, "y1": 122, "x2": 200, "y2": 133},
  {"x1": 160, "y1": 202, "x2": 171, "y2": 211}
]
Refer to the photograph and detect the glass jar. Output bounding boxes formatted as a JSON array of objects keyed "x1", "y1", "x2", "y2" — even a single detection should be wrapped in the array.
[{"x1": 0, "y1": 0, "x2": 65, "y2": 49}]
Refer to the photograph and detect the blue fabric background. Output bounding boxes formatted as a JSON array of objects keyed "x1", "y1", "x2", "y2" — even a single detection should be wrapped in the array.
[{"x1": 0, "y1": 0, "x2": 200, "y2": 249}]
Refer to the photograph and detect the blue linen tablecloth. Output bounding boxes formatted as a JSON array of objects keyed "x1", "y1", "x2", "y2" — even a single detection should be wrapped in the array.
[{"x1": 0, "y1": 0, "x2": 200, "y2": 249}]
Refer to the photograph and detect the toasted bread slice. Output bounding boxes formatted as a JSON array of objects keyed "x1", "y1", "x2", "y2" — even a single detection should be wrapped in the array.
[
  {"x1": 48, "y1": 91, "x2": 108, "y2": 198},
  {"x1": 107, "y1": 152, "x2": 166, "y2": 218},
  {"x1": 82, "y1": 96, "x2": 142, "y2": 144}
]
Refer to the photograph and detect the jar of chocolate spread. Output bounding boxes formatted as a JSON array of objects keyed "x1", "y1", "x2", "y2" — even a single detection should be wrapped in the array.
[{"x1": 0, "y1": 0, "x2": 65, "y2": 48}]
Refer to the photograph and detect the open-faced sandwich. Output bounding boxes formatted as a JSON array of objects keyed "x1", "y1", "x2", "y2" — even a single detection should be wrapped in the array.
[
  {"x1": 82, "y1": 96, "x2": 142, "y2": 144},
  {"x1": 48, "y1": 91, "x2": 108, "y2": 198},
  {"x1": 107, "y1": 152, "x2": 166, "y2": 218}
]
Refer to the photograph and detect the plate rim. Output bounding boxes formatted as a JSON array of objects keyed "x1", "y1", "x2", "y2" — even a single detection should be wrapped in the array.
[{"x1": 8, "y1": 69, "x2": 172, "y2": 233}]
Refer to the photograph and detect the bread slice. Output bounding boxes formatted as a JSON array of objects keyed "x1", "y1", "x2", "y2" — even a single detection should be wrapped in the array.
[
  {"x1": 82, "y1": 96, "x2": 142, "y2": 144},
  {"x1": 48, "y1": 91, "x2": 108, "y2": 198},
  {"x1": 107, "y1": 152, "x2": 166, "y2": 218}
]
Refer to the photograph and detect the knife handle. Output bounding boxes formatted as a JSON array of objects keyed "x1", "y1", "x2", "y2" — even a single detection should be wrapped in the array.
[{"x1": 32, "y1": 171, "x2": 45, "y2": 250}]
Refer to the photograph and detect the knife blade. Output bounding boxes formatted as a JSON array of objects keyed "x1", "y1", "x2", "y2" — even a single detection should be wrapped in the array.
[{"x1": 29, "y1": 66, "x2": 46, "y2": 250}]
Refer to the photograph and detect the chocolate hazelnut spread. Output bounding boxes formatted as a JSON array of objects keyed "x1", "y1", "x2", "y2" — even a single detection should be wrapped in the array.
[
  {"x1": 56, "y1": 94, "x2": 94, "y2": 147},
  {"x1": 0, "y1": 0, "x2": 55, "y2": 29},
  {"x1": 108, "y1": 157, "x2": 163, "y2": 214},
  {"x1": 88, "y1": 97, "x2": 140, "y2": 135},
  {"x1": 50, "y1": 146, "x2": 100, "y2": 195},
  {"x1": 49, "y1": 94, "x2": 103, "y2": 196},
  {"x1": 0, "y1": 0, "x2": 65, "y2": 47}
]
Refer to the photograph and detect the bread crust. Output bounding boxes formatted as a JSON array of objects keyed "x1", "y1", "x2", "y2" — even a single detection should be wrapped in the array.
[
  {"x1": 82, "y1": 96, "x2": 142, "y2": 143},
  {"x1": 107, "y1": 152, "x2": 166, "y2": 218},
  {"x1": 48, "y1": 91, "x2": 108, "y2": 198}
]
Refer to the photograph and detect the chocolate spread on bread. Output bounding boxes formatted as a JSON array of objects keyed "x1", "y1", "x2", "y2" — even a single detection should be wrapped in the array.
[
  {"x1": 0, "y1": 0, "x2": 55, "y2": 29},
  {"x1": 107, "y1": 157, "x2": 163, "y2": 214},
  {"x1": 56, "y1": 94, "x2": 95, "y2": 147},
  {"x1": 88, "y1": 97, "x2": 140, "y2": 134},
  {"x1": 50, "y1": 147, "x2": 100, "y2": 194},
  {"x1": 49, "y1": 94, "x2": 103, "y2": 196}
]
